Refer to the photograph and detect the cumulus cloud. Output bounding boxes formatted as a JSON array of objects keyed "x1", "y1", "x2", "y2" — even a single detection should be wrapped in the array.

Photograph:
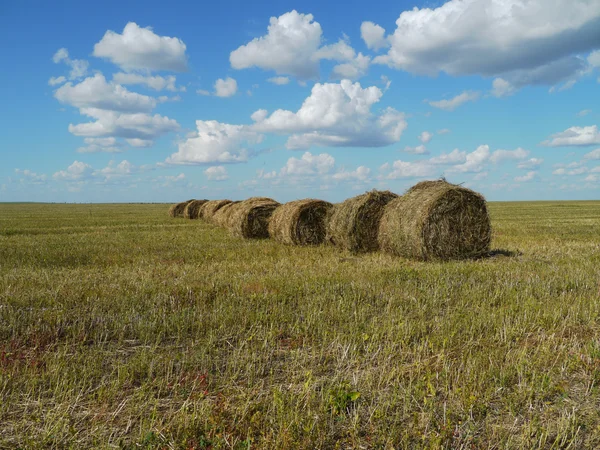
[
  {"x1": 584, "y1": 148, "x2": 600, "y2": 160},
  {"x1": 491, "y1": 78, "x2": 517, "y2": 97},
  {"x1": 280, "y1": 151, "x2": 335, "y2": 176},
  {"x1": 384, "y1": 160, "x2": 436, "y2": 179},
  {"x1": 196, "y1": 89, "x2": 211, "y2": 96},
  {"x1": 517, "y1": 158, "x2": 544, "y2": 169},
  {"x1": 418, "y1": 131, "x2": 433, "y2": 144},
  {"x1": 230, "y1": 11, "x2": 322, "y2": 78},
  {"x1": 15, "y1": 169, "x2": 47, "y2": 184},
  {"x1": 112, "y1": 73, "x2": 184, "y2": 91},
  {"x1": 542, "y1": 125, "x2": 600, "y2": 147},
  {"x1": 514, "y1": 171, "x2": 537, "y2": 182},
  {"x1": 267, "y1": 76, "x2": 290, "y2": 85},
  {"x1": 437, "y1": 128, "x2": 451, "y2": 135},
  {"x1": 77, "y1": 137, "x2": 122, "y2": 153},
  {"x1": 403, "y1": 145, "x2": 428, "y2": 155},
  {"x1": 54, "y1": 74, "x2": 156, "y2": 113},
  {"x1": 214, "y1": 77, "x2": 238, "y2": 97},
  {"x1": 52, "y1": 48, "x2": 89, "y2": 80},
  {"x1": 588, "y1": 50, "x2": 600, "y2": 67},
  {"x1": 204, "y1": 166, "x2": 228, "y2": 181},
  {"x1": 251, "y1": 80, "x2": 406, "y2": 149},
  {"x1": 374, "y1": 0, "x2": 600, "y2": 89},
  {"x1": 93, "y1": 22, "x2": 188, "y2": 72},
  {"x1": 165, "y1": 120, "x2": 262, "y2": 165},
  {"x1": 428, "y1": 91, "x2": 480, "y2": 111},
  {"x1": 360, "y1": 22, "x2": 388, "y2": 51},
  {"x1": 230, "y1": 10, "x2": 368, "y2": 80},
  {"x1": 448, "y1": 145, "x2": 490, "y2": 173},
  {"x1": 68, "y1": 108, "x2": 180, "y2": 143},
  {"x1": 331, "y1": 166, "x2": 371, "y2": 182},
  {"x1": 489, "y1": 147, "x2": 529, "y2": 163},
  {"x1": 53, "y1": 161, "x2": 94, "y2": 181},
  {"x1": 48, "y1": 76, "x2": 66, "y2": 86}
]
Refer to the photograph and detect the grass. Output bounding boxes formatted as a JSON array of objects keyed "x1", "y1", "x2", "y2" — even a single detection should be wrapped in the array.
[{"x1": 1, "y1": 201, "x2": 600, "y2": 449}]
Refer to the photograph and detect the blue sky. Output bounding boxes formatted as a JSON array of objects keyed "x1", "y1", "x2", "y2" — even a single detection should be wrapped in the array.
[{"x1": 1, "y1": 0, "x2": 600, "y2": 203}]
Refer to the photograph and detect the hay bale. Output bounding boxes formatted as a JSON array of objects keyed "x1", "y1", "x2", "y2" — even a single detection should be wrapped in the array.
[
  {"x1": 230, "y1": 197, "x2": 280, "y2": 239},
  {"x1": 199, "y1": 200, "x2": 232, "y2": 221},
  {"x1": 326, "y1": 190, "x2": 398, "y2": 253},
  {"x1": 183, "y1": 199, "x2": 209, "y2": 219},
  {"x1": 169, "y1": 199, "x2": 195, "y2": 218},
  {"x1": 268, "y1": 199, "x2": 333, "y2": 245},
  {"x1": 212, "y1": 201, "x2": 242, "y2": 227},
  {"x1": 378, "y1": 179, "x2": 491, "y2": 260}
]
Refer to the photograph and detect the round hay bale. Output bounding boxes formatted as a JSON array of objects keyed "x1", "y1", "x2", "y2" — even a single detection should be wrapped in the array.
[
  {"x1": 378, "y1": 180, "x2": 491, "y2": 260},
  {"x1": 212, "y1": 201, "x2": 242, "y2": 227},
  {"x1": 183, "y1": 199, "x2": 209, "y2": 219},
  {"x1": 268, "y1": 199, "x2": 333, "y2": 245},
  {"x1": 230, "y1": 198, "x2": 280, "y2": 239},
  {"x1": 326, "y1": 190, "x2": 398, "y2": 253},
  {"x1": 169, "y1": 199, "x2": 195, "y2": 218},
  {"x1": 199, "y1": 200, "x2": 232, "y2": 221}
]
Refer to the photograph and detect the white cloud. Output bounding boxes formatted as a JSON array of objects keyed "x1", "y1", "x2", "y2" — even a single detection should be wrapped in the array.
[
  {"x1": 267, "y1": 76, "x2": 290, "y2": 85},
  {"x1": 204, "y1": 166, "x2": 229, "y2": 181},
  {"x1": 403, "y1": 145, "x2": 428, "y2": 155},
  {"x1": 589, "y1": 50, "x2": 600, "y2": 67},
  {"x1": 55, "y1": 74, "x2": 156, "y2": 113},
  {"x1": 126, "y1": 138, "x2": 153, "y2": 148},
  {"x1": 257, "y1": 169, "x2": 277, "y2": 179},
  {"x1": 374, "y1": 0, "x2": 600, "y2": 89},
  {"x1": 48, "y1": 76, "x2": 66, "y2": 86},
  {"x1": 196, "y1": 89, "x2": 211, "y2": 96},
  {"x1": 517, "y1": 158, "x2": 544, "y2": 169},
  {"x1": 15, "y1": 169, "x2": 47, "y2": 184},
  {"x1": 252, "y1": 80, "x2": 406, "y2": 149},
  {"x1": 93, "y1": 22, "x2": 188, "y2": 72},
  {"x1": 166, "y1": 120, "x2": 261, "y2": 165},
  {"x1": 449, "y1": 145, "x2": 490, "y2": 173},
  {"x1": 584, "y1": 148, "x2": 600, "y2": 160},
  {"x1": 112, "y1": 73, "x2": 184, "y2": 92},
  {"x1": 360, "y1": 22, "x2": 388, "y2": 51},
  {"x1": 53, "y1": 161, "x2": 93, "y2": 181},
  {"x1": 96, "y1": 160, "x2": 135, "y2": 180},
  {"x1": 332, "y1": 166, "x2": 371, "y2": 182},
  {"x1": 489, "y1": 147, "x2": 529, "y2": 164},
  {"x1": 418, "y1": 131, "x2": 433, "y2": 144},
  {"x1": 428, "y1": 91, "x2": 480, "y2": 111},
  {"x1": 437, "y1": 128, "x2": 451, "y2": 135},
  {"x1": 52, "y1": 48, "x2": 89, "y2": 80},
  {"x1": 473, "y1": 171, "x2": 488, "y2": 181},
  {"x1": 280, "y1": 151, "x2": 335, "y2": 176},
  {"x1": 384, "y1": 160, "x2": 436, "y2": 179},
  {"x1": 542, "y1": 125, "x2": 600, "y2": 147},
  {"x1": 514, "y1": 171, "x2": 537, "y2": 182},
  {"x1": 230, "y1": 11, "x2": 322, "y2": 78},
  {"x1": 331, "y1": 53, "x2": 370, "y2": 80},
  {"x1": 491, "y1": 78, "x2": 517, "y2": 97},
  {"x1": 214, "y1": 77, "x2": 238, "y2": 97},
  {"x1": 577, "y1": 109, "x2": 592, "y2": 117},
  {"x1": 77, "y1": 137, "x2": 122, "y2": 153},
  {"x1": 428, "y1": 149, "x2": 466, "y2": 165},
  {"x1": 68, "y1": 108, "x2": 180, "y2": 143}
]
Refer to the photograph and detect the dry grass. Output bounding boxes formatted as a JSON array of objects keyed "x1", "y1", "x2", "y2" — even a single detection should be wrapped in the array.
[
  {"x1": 229, "y1": 197, "x2": 280, "y2": 239},
  {"x1": 326, "y1": 190, "x2": 398, "y2": 253},
  {"x1": 379, "y1": 179, "x2": 491, "y2": 260},
  {"x1": 183, "y1": 200, "x2": 208, "y2": 220},
  {"x1": 268, "y1": 199, "x2": 333, "y2": 246}
]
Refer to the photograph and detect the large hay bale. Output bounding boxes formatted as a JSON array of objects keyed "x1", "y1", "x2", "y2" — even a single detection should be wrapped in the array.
[
  {"x1": 183, "y1": 199, "x2": 209, "y2": 219},
  {"x1": 169, "y1": 199, "x2": 195, "y2": 218},
  {"x1": 230, "y1": 197, "x2": 280, "y2": 239},
  {"x1": 326, "y1": 190, "x2": 398, "y2": 252},
  {"x1": 268, "y1": 199, "x2": 333, "y2": 245},
  {"x1": 212, "y1": 201, "x2": 242, "y2": 227},
  {"x1": 378, "y1": 180, "x2": 491, "y2": 260},
  {"x1": 199, "y1": 200, "x2": 232, "y2": 221}
]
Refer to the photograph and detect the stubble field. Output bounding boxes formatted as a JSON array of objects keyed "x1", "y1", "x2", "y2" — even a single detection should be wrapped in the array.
[{"x1": 1, "y1": 201, "x2": 600, "y2": 449}]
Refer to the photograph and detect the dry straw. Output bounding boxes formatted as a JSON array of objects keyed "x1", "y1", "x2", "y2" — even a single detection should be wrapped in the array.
[
  {"x1": 199, "y1": 200, "x2": 233, "y2": 221},
  {"x1": 326, "y1": 190, "x2": 398, "y2": 252},
  {"x1": 169, "y1": 199, "x2": 195, "y2": 218},
  {"x1": 268, "y1": 199, "x2": 333, "y2": 245},
  {"x1": 230, "y1": 197, "x2": 281, "y2": 239},
  {"x1": 213, "y1": 201, "x2": 242, "y2": 227},
  {"x1": 183, "y1": 199, "x2": 209, "y2": 219},
  {"x1": 378, "y1": 179, "x2": 491, "y2": 260}
]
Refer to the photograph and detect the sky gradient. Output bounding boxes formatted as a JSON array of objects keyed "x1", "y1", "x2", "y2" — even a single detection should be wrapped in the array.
[{"x1": 1, "y1": 0, "x2": 600, "y2": 203}]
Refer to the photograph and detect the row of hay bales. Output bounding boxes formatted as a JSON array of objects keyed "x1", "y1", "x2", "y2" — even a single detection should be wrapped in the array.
[{"x1": 168, "y1": 180, "x2": 492, "y2": 260}]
